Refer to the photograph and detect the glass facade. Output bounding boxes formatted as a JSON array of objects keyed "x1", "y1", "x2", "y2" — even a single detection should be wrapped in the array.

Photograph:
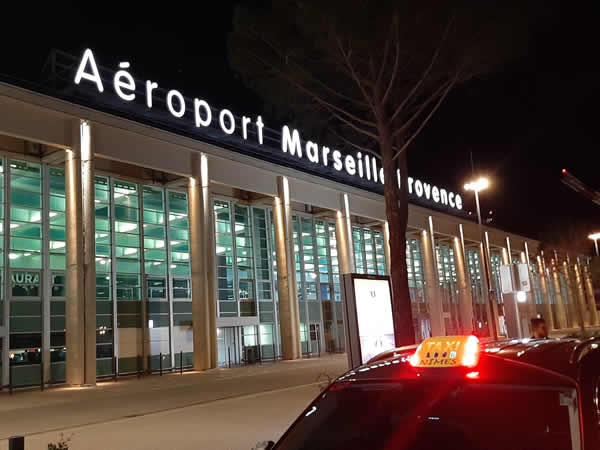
[
  {"x1": 0, "y1": 154, "x2": 591, "y2": 387},
  {"x1": 435, "y1": 243, "x2": 461, "y2": 335},
  {"x1": 406, "y1": 238, "x2": 430, "y2": 342},
  {"x1": 293, "y1": 216, "x2": 345, "y2": 355},
  {"x1": 466, "y1": 248, "x2": 489, "y2": 335},
  {"x1": 214, "y1": 200, "x2": 256, "y2": 318},
  {"x1": 9, "y1": 160, "x2": 44, "y2": 386},
  {"x1": 352, "y1": 226, "x2": 387, "y2": 276},
  {"x1": 168, "y1": 191, "x2": 192, "y2": 368}
]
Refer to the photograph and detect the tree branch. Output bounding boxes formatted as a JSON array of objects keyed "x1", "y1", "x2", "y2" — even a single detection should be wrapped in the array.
[
  {"x1": 335, "y1": 35, "x2": 374, "y2": 107},
  {"x1": 388, "y1": 15, "x2": 455, "y2": 124},
  {"x1": 250, "y1": 30, "x2": 371, "y2": 109},
  {"x1": 329, "y1": 128, "x2": 381, "y2": 158},
  {"x1": 392, "y1": 73, "x2": 458, "y2": 159},
  {"x1": 392, "y1": 77, "x2": 453, "y2": 138},
  {"x1": 381, "y1": 16, "x2": 401, "y2": 105},
  {"x1": 244, "y1": 52, "x2": 378, "y2": 139},
  {"x1": 247, "y1": 50, "x2": 379, "y2": 134}
]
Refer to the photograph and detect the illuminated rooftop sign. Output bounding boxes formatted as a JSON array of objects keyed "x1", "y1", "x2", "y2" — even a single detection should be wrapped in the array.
[{"x1": 73, "y1": 49, "x2": 463, "y2": 211}]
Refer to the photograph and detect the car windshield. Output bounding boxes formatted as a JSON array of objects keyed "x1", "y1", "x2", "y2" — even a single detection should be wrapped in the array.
[{"x1": 275, "y1": 380, "x2": 573, "y2": 450}]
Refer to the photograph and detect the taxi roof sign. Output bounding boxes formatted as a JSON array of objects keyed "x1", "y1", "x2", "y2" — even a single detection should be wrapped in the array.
[{"x1": 410, "y1": 335, "x2": 480, "y2": 368}]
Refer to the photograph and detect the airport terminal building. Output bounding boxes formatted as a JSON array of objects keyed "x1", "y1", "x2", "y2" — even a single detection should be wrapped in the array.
[{"x1": 0, "y1": 49, "x2": 598, "y2": 388}]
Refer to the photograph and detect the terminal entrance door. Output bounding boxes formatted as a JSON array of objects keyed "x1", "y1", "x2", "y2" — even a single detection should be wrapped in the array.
[
  {"x1": 217, "y1": 326, "x2": 259, "y2": 367},
  {"x1": 217, "y1": 326, "x2": 241, "y2": 367},
  {"x1": 145, "y1": 276, "x2": 172, "y2": 372},
  {"x1": 309, "y1": 323, "x2": 322, "y2": 355}
]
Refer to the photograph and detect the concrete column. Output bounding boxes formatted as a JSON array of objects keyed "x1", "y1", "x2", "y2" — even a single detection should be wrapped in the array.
[
  {"x1": 583, "y1": 264, "x2": 599, "y2": 326},
  {"x1": 561, "y1": 261, "x2": 580, "y2": 329},
  {"x1": 202, "y1": 155, "x2": 218, "y2": 369},
  {"x1": 483, "y1": 232, "x2": 500, "y2": 337},
  {"x1": 536, "y1": 255, "x2": 555, "y2": 330},
  {"x1": 335, "y1": 193, "x2": 355, "y2": 275},
  {"x1": 523, "y1": 244, "x2": 537, "y2": 321},
  {"x1": 383, "y1": 221, "x2": 391, "y2": 276},
  {"x1": 550, "y1": 260, "x2": 568, "y2": 329},
  {"x1": 453, "y1": 234, "x2": 473, "y2": 334},
  {"x1": 188, "y1": 153, "x2": 210, "y2": 370},
  {"x1": 573, "y1": 262, "x2": 590, "y2": 327},
  {"x1": 273, "y1": 176, "x2": 301, "y2": 360},
  {"x1": 420, "y1": 225, "x2": 444, "y2": 337},
  {"x1": 65, "y1": 119, "x2": 96, "y2": 386},
  {"x1": 479, "y1": 243, "x2": 495, "y2": 338},
  {"x1": 501, "y1": 248, "x2": 509, "y2": 265}
]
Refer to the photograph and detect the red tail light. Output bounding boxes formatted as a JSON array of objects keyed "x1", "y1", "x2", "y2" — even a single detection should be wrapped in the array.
[{"x1": 461, "y1": 335, "x2": 480, "y2": 368}]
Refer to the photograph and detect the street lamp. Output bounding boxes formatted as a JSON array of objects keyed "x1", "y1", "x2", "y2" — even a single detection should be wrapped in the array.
[
  {"x1": 464, "y1": 177, "x2": 498, "y2": 339},
  {"x1": 464, "y1": 177, "x2": 489, "y2": 227},
  {"x1": 588, "y1": 232, "x2": 600, "y2": 256}
]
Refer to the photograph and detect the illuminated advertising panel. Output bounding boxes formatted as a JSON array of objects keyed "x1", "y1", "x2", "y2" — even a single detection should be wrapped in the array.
[
  {"x1": 354, "y1": 277, "x2": 395, "y2": 364},
  {"x1": 342, "y1": 274, "x2": 395, "y2": 367}
]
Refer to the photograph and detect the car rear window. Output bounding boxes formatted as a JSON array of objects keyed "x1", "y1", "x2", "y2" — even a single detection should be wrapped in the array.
[{"x1": 275, "y1": 380, "x2": 573, "y2": 450}]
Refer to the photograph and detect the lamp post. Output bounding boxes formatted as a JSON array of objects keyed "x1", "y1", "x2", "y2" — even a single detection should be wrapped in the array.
[
  {"x1": 464, "y1": 177, "x2": 498, "y2": 339},
  {"x1": 588, "y1": 232, "x2": 600, "y2": 256}
]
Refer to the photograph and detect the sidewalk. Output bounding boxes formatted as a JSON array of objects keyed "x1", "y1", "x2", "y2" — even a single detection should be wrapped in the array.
[{"x1": 0, "y1": 354, "x2": 348, "y2": 443}]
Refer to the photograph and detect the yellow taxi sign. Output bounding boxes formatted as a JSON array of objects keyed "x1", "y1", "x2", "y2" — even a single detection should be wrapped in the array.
[{"x1": 410, "y1": 335, "x2": 480, "y2": 368}]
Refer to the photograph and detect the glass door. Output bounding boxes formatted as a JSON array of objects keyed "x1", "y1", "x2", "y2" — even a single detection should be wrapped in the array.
[
  {"x1": 309, "y1": 323, "x2": 322, "y2": 356},
  {"x1": 217, "y1": 326, "x2": 242, "y2": 367},
  {"x1": 9, "y1": 269, "x2": 43, "y2": 387},
  {"x1": 146, "y1": 276, "x2": 171, "y2": 372}
]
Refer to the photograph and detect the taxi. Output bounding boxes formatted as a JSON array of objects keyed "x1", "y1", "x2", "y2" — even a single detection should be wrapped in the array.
[{"x1": 268, "y1": 335, "x2": 600, "y2": 450}]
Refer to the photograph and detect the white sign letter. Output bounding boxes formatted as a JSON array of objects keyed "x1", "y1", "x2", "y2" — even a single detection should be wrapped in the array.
[
  {"x1": 74, "y1": 48, "x2": 104, "y2": 92},
  {"x1": 332, "y1": 150, "x2": 343, "y2": 171},
  {"x1": 423, "y1": 183, "x2": 431, "y2": 200},
  {"x1": 440, "y1": 189, "x2": 448, "y2": 205},
  {"x1": 242, "y1": 116, "x2": 251, "y2": 140},
  {"x1": 282, "y1": 126, "x2": 303, "y2": 158},
  {"x1": 306, "y1": 141, "x2": 319, "y2": 163},
  {"x1": 194, "y1": 99, "x2": 212, "y2": 127},
  {"x1": 432, "y1": 186, "x2": 440, "y2": 203},
  {"x1": 167, "y1": 90, "x2": 186, "y2": 118},
  {"x1": 449, "y1": 192, "x2": 455, "y2": 208},
  {"x1": 344, "y1": 154, "x2": 356, "y2": 175},
  {"x1": 219, "y1": 109, "x2": 236, "y2": 135},
  {"x1": 113, "y1": 62, "x2": 136, "y2": 102},
  {"x1": 146, "y1": 81, "x2": 158, "y2": 108},
  {"x1": 455, "y1": 194, "x2": 463, "y2": 210},
  {"x1": 414, "y1": 180, "x2": 424, "y2": 197}
]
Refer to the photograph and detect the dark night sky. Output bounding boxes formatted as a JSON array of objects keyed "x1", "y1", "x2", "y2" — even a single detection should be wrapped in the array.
[{"x1": 1, "y1": 2, "x2": 600, "y2": 251}]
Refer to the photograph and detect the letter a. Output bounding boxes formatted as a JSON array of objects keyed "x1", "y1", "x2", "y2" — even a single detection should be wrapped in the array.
[{"x1": 74, "y1": 49, "x2": 104, "y2": 92}]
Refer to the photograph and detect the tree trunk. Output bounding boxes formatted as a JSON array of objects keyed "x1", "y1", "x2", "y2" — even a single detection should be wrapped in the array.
[{"x1": 380, "y1": 132, "x2": 415, "y2": 346}]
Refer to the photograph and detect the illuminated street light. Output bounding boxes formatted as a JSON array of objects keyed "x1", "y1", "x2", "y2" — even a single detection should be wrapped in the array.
[
  {"x1": 588, "y1": 232, "x2": 600, "y2": 256},
  {"x1": 464, "y1": 177, "x2": 489, "y2": 193},
  {"x1": 464, "y1": 176, "x2": 497, "y2": 339}
]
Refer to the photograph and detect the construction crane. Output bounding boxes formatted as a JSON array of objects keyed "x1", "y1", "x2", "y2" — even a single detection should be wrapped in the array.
[{"x1": 560, "y1": 169, "x2": 600, "y2": 206}]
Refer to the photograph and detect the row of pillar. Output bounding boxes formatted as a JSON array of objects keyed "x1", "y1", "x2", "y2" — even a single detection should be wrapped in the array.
[
  {"x1": 534, "y1": 256, "x2": 599, "y2": 331},
  {"x1": 63, "y1": 119, "x2": 599, "y2": 386},
  {"x1": 66, "y1": 121, "x2": 221, "y2": 386}
]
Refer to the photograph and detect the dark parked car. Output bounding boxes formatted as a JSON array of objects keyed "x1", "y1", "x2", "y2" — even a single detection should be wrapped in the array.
[{"x1": 266, "y1": 335, "x2": 600, "y2": 450}]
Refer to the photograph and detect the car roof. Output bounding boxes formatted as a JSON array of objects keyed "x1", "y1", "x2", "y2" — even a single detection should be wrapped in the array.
[
  {"x1": 481, "y1": 337, "x2": 600, "y2": 379},
  {"x1": 356, "y1": 337, "x2": 600, "y2": 386}
]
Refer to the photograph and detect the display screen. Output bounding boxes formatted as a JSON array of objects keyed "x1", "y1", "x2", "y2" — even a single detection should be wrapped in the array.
[{"x1": 353, "y1": 278, "x2": 395, "y2": 364}]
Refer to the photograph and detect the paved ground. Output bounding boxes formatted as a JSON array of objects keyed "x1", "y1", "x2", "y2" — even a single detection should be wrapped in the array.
[{"x1": 0, "y1": 354, "x2": 348, "y2": 450}]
